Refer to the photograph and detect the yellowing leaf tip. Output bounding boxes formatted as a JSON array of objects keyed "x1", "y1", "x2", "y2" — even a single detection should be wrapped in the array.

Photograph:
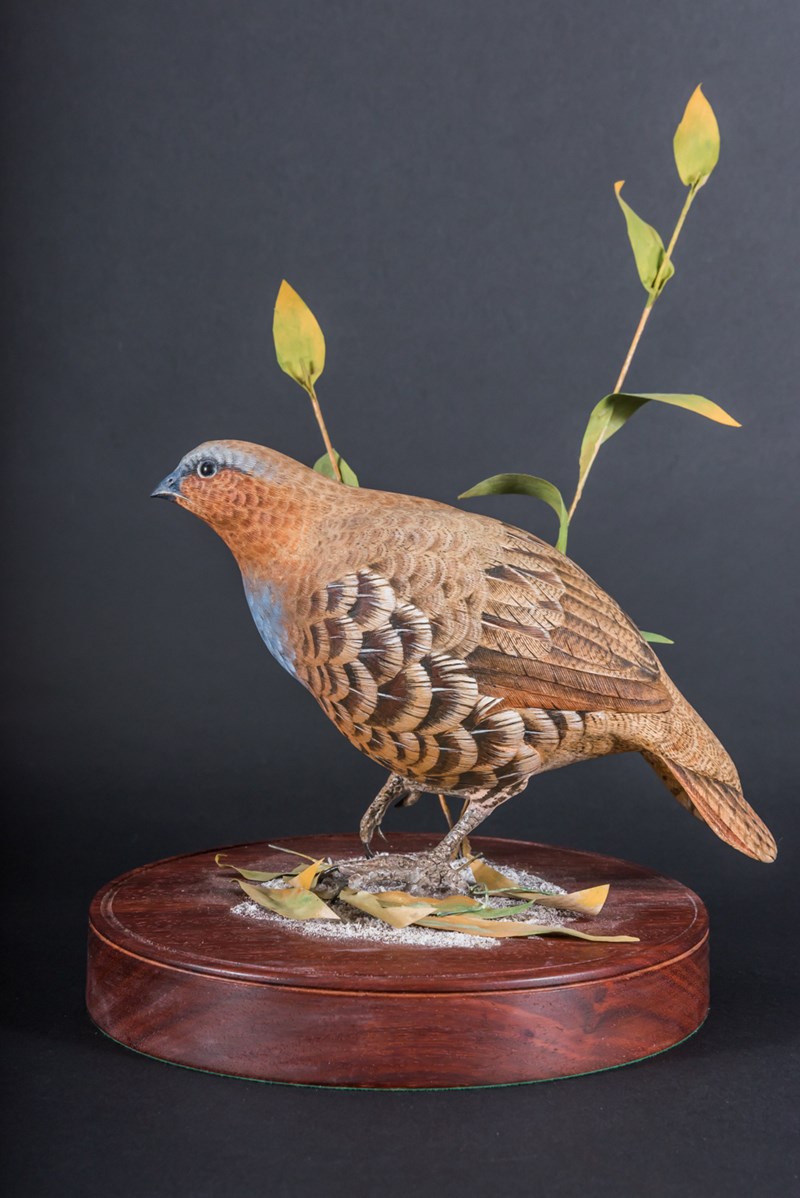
[
  {"x1": 674, "y1": 84, "x2": 720, "y2": 187},
  {"x1": 272, "y1": 279, "x2": 326, "y2": 387}
]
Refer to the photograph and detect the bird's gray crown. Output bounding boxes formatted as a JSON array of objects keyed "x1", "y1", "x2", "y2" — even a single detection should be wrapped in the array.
[{"x1": 177, "y1": 440, "x2": 280, "y2": 480}]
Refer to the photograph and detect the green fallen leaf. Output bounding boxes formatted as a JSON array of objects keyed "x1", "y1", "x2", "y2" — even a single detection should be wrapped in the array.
[
  {"x1": 459, "y1": 474, "x2": 569, "y2": 553},
  {"x1": 235, "y1": 878, "x2": 339, "y2": 921},
  {"x1": 449, "y1": 902, "x2": 536, "y2": 920},
  {"x1": 215, "y1": 853, "x2": 298, "y2": 883},
  {"x1": 674, "y1": 85, "x2": 720, "y2": 189},
  {"x1": 577, "y1": 390, "x2": 740, "y2": 501},
  {"x1": 273, "y1": 280, "x2": 326, "y2": 388},
  {"x1": 614, "y1": 181, "x2": 674, "y2": 298},
  {"x1": 313, "y1": 450, "x2": 359, "y2": 486},
  {"x1": 339, "y1": 888, "x2": 436, "y2": 928},
  {"x1": 640, "y1": 631, "x2": 675, "y2": 645}
]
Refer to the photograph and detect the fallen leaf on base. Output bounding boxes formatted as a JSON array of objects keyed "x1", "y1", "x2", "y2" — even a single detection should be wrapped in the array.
[
  {"x1": 339, "y1": 888, "x2": 436, "y2": 928},
  {"x1": 235, "y1": 878, "x2": 340, "y2": 921},
  {"x1": 416, "y1": 912, "x2": 638, "y2": 942}
]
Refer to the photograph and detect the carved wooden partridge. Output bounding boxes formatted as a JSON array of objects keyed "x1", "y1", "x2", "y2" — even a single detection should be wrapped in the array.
[{"x1": 153, "y1": 441, "x2": 776, "y2": 865}]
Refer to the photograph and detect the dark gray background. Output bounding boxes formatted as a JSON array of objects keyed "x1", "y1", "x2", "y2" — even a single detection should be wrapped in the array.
[{"x1": 3, "y1": 1, "x2": 798, "y2": 1195}]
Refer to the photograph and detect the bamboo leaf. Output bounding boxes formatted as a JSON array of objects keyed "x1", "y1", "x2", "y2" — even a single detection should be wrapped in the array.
[
  {"x1": 313, "y1": 450, "x2": 359, "y2": 487},
  {"x1": 235, "y1": 878, "x2": 339, "y2": 921},
  {"x1": 577, "y1": 390, "x2": 740, "y2": 496},
  {"x1": 273, "y1": 280, "x2": 326, "y2": 388},
  {"x1": 459, "y1": 474, "x2": 569, "y2": 553},
  {"x1": 468, "y1": 859, "x2": 518, "y2": 891},
  {"x1": 456, "y1": 902, "x2": 536, "y2": 919},
  {"x1": 674, "y1": 85, "x2": 720, "y2": 189},
  {"x1": 215, "y1": 853, "x2": 295, "y2": 883},
  {"x1": 640, "y1": 631, "x2": 674, "y2": 645},
  {"x1": 339, "y1": 888, "x2": 436, "y2": 928},
  {"x1": 266, "y1": 843, "x2": 320, "y2": 862},
  {"x1": 614, "y1": 181, "x2": 674, "y2": 297},
  {"x1": 504, "y1": 884, "x2": 610, "y2": 917},
  {"x1": 414, "y1": 912, "x2": 638, "y2": 941},
  {"x1": 379, "y1": 891, "x2": 484, "y2": 915},
  {"x1": 293, "y1": 858, "x2": 328, "y2": 890},
  {"x1": 481, "y1": 878, "x2": 611, "y2": 917}
]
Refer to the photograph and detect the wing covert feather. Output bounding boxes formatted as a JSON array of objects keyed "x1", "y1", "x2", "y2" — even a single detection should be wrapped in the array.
[{"x1": 467, "y1": 526, "x2": 671, "y2": 714}]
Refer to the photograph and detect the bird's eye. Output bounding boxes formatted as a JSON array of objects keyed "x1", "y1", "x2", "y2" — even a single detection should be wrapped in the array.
[{"x1": 197, "y1": 460, "x2": 217, "y2": 479}]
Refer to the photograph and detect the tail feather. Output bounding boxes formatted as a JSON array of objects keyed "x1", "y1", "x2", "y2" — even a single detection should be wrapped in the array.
[{"x1": 642, "y1": 751, "x2": 777, "y2": 863}]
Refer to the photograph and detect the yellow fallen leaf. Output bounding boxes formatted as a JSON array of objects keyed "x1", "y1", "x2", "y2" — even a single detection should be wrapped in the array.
[
  {"x1": 492, "y1": 883, "x2": 611, "y2": 917},
  {"x1": 469, "y1": 859, "x2": 518, "y2": 891},
  {"x1": 293, "y1": 858, "x2": 329, "y2": 890},
  {"x1": 378, "y1": 890, "x2": 483, "y2": 915},
  {"x1": 339, "y1": 889, "x2": 436, "y2": 928},
  {"x1": 416, "y1": 912, "x2": 637, "y2": 942}
]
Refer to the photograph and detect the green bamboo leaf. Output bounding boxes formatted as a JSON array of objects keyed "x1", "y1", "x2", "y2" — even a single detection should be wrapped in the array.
[
  {"x1": 640, "y1": 631, "x2": 675, "y2": 645},
  {"x1": 235, "y1": 878, "x2": 339, "y2": 921},
  {"x1": 614, "y1": 181, "x2": 674, "y2": 297},
  {"x1": 459, "y1": 474, "x2": 569, "y2": 553},
  {"x1": 215, "y1": 853, "x2": 296, "y2": 883},
  {"x1": 674, "y1": 85, "x2": 720, "y2": 189},
  {"x1": 577, "y1": 391, "x2": 740, "y2": 495},
  {"x1": 313, "y1": 450, "x2": 359, "y2": 486},
  {"x1": 273, "y1": 279, "x2": 326, "y2": 388}
]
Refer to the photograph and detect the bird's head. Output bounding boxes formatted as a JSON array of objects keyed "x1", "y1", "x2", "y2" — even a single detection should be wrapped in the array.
[{"x1": 152, "y1": 439, "x2": 322, "y2": 562}]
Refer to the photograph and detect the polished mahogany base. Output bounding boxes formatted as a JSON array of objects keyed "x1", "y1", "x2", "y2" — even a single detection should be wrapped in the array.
[{"x1": 87, "y1": 834, "x2": 709, "y2": 1088}]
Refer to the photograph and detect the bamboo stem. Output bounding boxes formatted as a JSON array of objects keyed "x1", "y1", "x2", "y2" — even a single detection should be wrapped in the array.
[
  {"x1": 307, "y1": 382, "x2": 342, "y2": 482},
  {"x1": 567, "y1": 182, "x2": 699, "y2": 524}
]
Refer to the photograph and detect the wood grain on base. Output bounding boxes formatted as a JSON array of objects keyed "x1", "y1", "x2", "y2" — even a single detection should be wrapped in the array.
[{"x1": 86, "y1": 834, "x2": 709, "y2": 1088}]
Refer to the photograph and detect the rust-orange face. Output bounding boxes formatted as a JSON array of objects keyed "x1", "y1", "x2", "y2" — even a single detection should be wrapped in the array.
[{"x1": 151, "y1": 441, "x2": 276, "y2": 540}]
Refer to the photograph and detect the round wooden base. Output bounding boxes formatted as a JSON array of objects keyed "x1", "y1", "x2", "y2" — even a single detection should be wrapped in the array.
[{"x1": 87, "y1": 834, "x2": 708, "y2": 1088}]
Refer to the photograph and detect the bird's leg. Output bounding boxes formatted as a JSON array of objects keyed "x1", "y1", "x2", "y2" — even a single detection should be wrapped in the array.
[
  {"x1": 359, "y1": 774, "x2": 417, "y2": 857},
  {"x1": 427, "y1": 788, "x2": 517, "y2": 864}
]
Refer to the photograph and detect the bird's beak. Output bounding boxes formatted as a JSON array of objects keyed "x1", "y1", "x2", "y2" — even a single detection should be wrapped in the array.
[{"x1": 151, "y1": 473, "x2": 182, "y2": 502}]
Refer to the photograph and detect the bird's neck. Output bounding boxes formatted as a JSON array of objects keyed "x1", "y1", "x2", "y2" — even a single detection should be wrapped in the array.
[{"x1": 211, "y1": 472, "x2": 343, "y2": 595}]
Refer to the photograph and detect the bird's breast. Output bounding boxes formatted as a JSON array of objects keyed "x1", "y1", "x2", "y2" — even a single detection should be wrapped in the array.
[{"x1": 243, "y1": 579, "x2": 298, "y2": 679}]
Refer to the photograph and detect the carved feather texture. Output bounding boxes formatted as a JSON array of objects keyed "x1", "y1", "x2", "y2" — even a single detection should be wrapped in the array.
[{"x1": 177, "y1": 441, "x2": 777, "y2": 863}]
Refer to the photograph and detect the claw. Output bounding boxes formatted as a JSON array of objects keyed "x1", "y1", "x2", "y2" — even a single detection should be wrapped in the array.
[{"x1": 361, "y1": 838, "x2": 375, "y2": 859}]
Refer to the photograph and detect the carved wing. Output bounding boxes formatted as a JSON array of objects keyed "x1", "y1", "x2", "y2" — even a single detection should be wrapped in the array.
[{"x1": 467, "y1": 525, "x2": 671, "y2": 713}]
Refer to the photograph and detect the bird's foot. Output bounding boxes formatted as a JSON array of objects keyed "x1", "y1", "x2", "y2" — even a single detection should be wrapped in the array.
[{"x1": 359, "y1": 775, "x2": 418, "y2": 857}]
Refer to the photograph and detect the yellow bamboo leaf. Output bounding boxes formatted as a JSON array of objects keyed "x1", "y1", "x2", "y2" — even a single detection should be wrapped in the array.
[
  {"x1": 674, "y1": 85, "x2": 720, "y2": 189},
  {"x1": 509, "y1": 884, "x2": 611, "y2": 917},
  {"x1": 415, "y1": 912, "x2": 637, "y2": 942},
  {"x1": 293, "y1": 858, "x2": 328, "y2": 890},
  {"x1": 378, "y1": 890, "x2": 483, "y2": 915},
  {"x1": 339, "y1": 888, "x2": 436, "y2": 928},
  {"x1": 273, "y1": 280, "x2": 326, "y2": 388},
  {"x1": 469, "y1": 859, "x2": 518, "y2": 891}
]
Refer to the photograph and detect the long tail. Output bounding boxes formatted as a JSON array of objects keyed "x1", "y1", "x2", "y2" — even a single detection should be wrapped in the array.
[{"x1": 638, "y1": 676, "x2": 777, "y2": 863}]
